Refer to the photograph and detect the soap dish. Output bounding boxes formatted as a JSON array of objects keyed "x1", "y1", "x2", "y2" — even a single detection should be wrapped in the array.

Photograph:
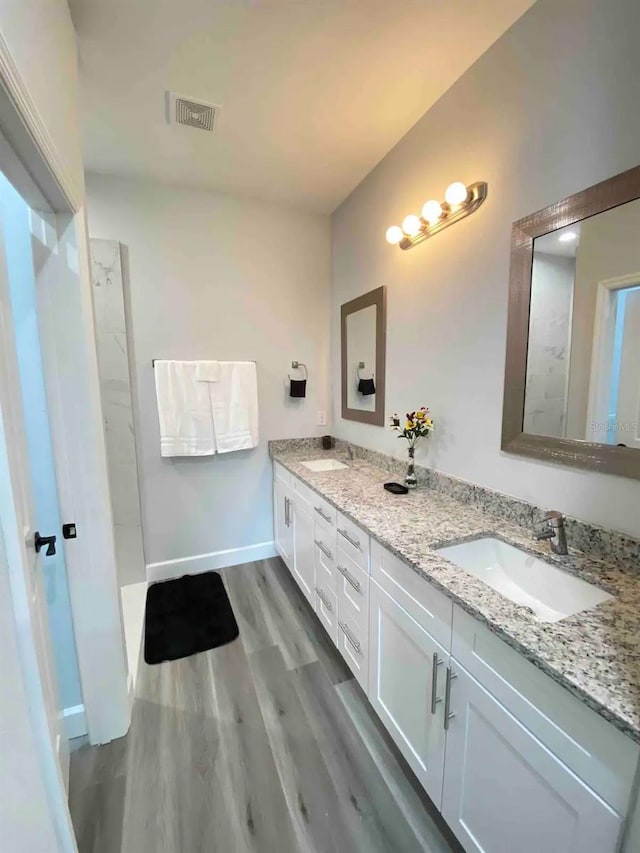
[{"x1": 384, "y1": 482, "x2": 409, "y2": 495}]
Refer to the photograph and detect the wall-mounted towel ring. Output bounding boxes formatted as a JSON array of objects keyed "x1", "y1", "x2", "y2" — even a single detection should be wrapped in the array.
[
  {"x1": 357, "y1": 361, "x2": 376, "y2": 396},
  {"x1": 289, "y1": 360, "x2": 307, "y2": 398}
]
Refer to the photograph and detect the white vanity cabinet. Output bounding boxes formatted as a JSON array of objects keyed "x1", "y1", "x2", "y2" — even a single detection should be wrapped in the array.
[
  {"x1": 441, "y1": 662, "x2": 623, "y2": 853},
  {"x1": 368, "y1": 580, "x2": 448, "y2": 805},
  {"x1": 271, "y1": 462, "x2": 638, "y2": 853}
]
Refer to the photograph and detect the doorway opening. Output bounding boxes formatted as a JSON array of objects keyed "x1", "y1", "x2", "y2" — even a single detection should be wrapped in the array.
[{"x1": 588, "y1": 275, "x2": 640, "y2": 447}]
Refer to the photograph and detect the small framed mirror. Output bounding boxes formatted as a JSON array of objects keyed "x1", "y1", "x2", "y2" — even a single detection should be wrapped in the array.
[
  {"x1": 341, "y1": 286, "x2": 386, "y2": 425},
  {"x1": 502, "y1": 164, "x2": 640, "y2": 479}
]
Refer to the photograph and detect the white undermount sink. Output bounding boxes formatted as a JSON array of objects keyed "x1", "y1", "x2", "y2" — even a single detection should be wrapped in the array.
[
  {"x1": 300, "y1": 458, "x2": 349, "y2": 472},
  {"x1": 436, "y1": 536, "x2": 613, "y2": 623}
]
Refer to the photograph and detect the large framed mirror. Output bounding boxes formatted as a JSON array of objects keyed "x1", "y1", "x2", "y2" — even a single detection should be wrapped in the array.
[
  {"x1": 341, "y1": 286, "x2": 386, "y2": 425},
  {"x1": 502, "y1": 164, "x2": 640, "y2": 479}
]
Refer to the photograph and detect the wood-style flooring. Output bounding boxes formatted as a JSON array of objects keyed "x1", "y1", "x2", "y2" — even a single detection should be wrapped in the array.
[{"x1": 69, "y1": 558, "x2": 461, "y2": 853}]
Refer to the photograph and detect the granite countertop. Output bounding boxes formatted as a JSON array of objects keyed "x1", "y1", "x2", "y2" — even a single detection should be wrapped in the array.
[{"x1": 271, "y1": 444, "x2": 640, "y2": 743}]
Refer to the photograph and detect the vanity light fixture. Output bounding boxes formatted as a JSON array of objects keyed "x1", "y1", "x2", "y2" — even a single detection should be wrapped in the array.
[
  {"x1": 386, "y1": 180, "x2": 488, "y2": 250},
  {"x1": 558, "y1": 231, "x2": 577, "y2": 243}
]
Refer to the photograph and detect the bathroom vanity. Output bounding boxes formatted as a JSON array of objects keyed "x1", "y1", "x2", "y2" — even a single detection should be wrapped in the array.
[{"x1": 271, "y1": 443, "x2": 640, "y2": 853}]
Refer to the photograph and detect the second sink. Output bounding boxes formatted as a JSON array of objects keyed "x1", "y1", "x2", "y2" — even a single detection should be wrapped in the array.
[{"x1": 436, "y1": 536, "x2": 613, "y2": 622}]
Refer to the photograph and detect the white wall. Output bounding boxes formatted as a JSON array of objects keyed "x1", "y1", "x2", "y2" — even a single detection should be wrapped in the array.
[
  {"x1": 331, "y1": 0, "x2": 640, "y2": 538},
  {"x1": 86, "y1": 174, "x2": 331, "y2": 572}
]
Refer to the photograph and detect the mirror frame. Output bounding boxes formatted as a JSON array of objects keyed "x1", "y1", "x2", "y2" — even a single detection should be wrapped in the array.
[
  {"x1": 341, "y1": 285, "x2": 387, "y2": 426},
  {"x1": 502, "y1": 163, "x2": 640, "y2": 479}
]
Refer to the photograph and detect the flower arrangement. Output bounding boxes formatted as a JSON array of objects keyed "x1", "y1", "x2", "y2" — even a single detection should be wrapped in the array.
[
  {"x1": 390, "y1": 407, "x2": 434, "y2": 488},
  {"x1": 390, "y1": 408, "x2": 434, "y2": 447}
]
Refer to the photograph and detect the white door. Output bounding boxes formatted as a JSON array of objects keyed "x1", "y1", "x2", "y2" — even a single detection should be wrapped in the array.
[
  {"x1": 273, "y1": 476, "x2": 293, "y2": 569},
  {"x1": 441, "y1": 662, "x2": 623, "y2": 853},
  {"x1": 615, "y1": 288, "x2": 640, "y2": 447},
  {"x1": 0, "y1": 179, "x2": 75, "y2": 786},
  {"x1": 292, "y1": 501, "x2": 314, "y2": 605},
  {"x1": 368, "y1": 580, "x2": 447, "y2": 807}
]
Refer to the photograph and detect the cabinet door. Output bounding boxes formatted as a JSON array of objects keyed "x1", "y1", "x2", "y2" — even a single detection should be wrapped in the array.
[
  {"x1": 292, "y1": 501, "x2": 314, "y2": 605},
  {"x1": 368, "y1": 580, "x2": 447, "y2": 808},
  {"x1": 273, "y1": 477, "x2": 293, "y2": 569},
  {"x1": 442, "y1": 663, "x2": 623, "y2": 853}
]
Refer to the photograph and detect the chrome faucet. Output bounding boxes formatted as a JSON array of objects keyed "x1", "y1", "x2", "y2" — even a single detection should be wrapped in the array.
[{"x1": 533, "y1": 510, "x2": 568, "y2": 555}]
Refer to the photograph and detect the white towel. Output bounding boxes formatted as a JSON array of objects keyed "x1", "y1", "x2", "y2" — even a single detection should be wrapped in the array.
[
  {"x1": 154, "y1": 360, "x2": 216, "y2": 457},
  {"x1": 195, "y1": 361, "x2": 220, "y2": 383},
  {"x1": 209, "y1": 361, "x2": 259, "y2": 453}
]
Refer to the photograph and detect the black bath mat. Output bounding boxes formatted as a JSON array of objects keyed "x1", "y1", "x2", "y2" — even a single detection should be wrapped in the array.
[{"x1": 144, "y1": 571, "x2": 239, "y2": 665}]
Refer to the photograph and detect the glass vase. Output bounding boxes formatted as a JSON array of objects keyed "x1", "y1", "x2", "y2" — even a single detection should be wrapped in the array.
[{"x1": 405, "y1": 445, "x2": 418, "y2": 488}]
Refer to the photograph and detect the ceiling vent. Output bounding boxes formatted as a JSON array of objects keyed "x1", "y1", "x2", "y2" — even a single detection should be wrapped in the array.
[{"x1": 166, "y1": 91, "x2": 219, "y2": 132}]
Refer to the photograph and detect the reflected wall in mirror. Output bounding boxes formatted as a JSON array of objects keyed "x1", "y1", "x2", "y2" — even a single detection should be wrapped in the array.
[
  {"x1": 341, "y1": 286, "x2": 386, "y2": 425},
  {"x1": 503, "y1": 164, "x2": 640, "y2": 479},
  {"x1": 526, "y1": 198, "x2": 640, "y2": 447}
]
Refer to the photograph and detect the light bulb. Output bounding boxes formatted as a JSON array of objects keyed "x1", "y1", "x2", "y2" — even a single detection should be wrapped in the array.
[
  {"x1": 421, "y1": 199, "x2": 443, "y2": 225},
  {"x1": 402, "y1": 214, "x2": 422, "y2": 237},
  {"x1": 445, "y1": 181, "x2": 469, "y2": 206},
  {"x1": 386, "y1": 225, "x2": 404, "y2": 245}
]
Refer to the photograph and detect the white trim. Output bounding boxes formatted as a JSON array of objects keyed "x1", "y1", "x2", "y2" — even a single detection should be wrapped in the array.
[
  {"x1": 146, "y1": 541, "x2": 278, "y2": 582},
  {"x1": 63, "y1": 704, "x2": 87, "y2": 741},
  {"x1": 0, "y1": 31, "x2": 81, "y2": 211}
]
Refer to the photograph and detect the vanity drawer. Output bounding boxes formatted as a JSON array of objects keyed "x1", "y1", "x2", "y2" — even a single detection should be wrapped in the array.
[
  {"x1": 336, "y1": 607, "x2": 369, "y2": 693},
  {"x1": 336, "y1": 547, "x2": 369, "y2": 633},
  {"x1": 314, "y1": 583, "x2": 337, "y2": 644},
  {"x1": 371, "y1": 539, "x2": 453, "y2": 652},
  {"x1": 314, "y1": 521, "x2": 336, "y2": 591},
  {"x1": 452, "y1": 605, "x2": 638, "y2": 814},
  {"x1": 336, "y1": 511, "x2": 370, "y2": 571},
  {"x1": 311, "y1": 493, "x2": 336, "y2": 528}
]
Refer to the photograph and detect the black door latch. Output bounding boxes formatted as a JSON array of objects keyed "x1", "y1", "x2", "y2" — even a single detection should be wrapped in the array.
[
  {"x1": 34, "y1": 531, "x2": 57, "y2": 556},
  {"x1": 62, "y1": 523, "x2": 77, "y2": 540}
]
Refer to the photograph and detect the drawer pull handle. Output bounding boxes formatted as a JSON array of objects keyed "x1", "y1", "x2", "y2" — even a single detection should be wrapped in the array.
[
  {"x1": 314, "y1": 506, "x2": 332, "y2": 524},
  {"x1": 339, "y1": 621, "x2": 361, "y2": 653},
  {"x1": 315, "y1": 587, "x2": 333, "y2": 612},
  {"x1": 337, "y1": 528, "x2": 360, "y2": 550},
  {"x1": 431, "y1": 653, "x2": 443, "y2": 715},
  {"x1": 444, "y1": 667, "x2": 457, "y2": 730},
  {"x1": 337, "y1": 564, "x2": 361, "y2": 592},
  {"x1": 314, "y1": 539, "x2": 333, "y2": 560}
]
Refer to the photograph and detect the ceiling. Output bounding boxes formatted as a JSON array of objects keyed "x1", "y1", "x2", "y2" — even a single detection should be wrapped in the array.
[
  {"x1": 535, "y1": 223, "x2": 582, "y2": 259},
  {"x1": 69, "y1": 0, "x2": 536, "y2": 213}
]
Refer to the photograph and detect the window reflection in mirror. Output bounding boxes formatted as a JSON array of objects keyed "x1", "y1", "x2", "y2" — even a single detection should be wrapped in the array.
[{"x1": 525, "y1": 198, "x2": 640, "y2": 449}]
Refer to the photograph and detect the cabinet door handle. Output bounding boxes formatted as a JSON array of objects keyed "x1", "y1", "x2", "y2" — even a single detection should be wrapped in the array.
[
  {"x1": 337, "y1": 564, "x2": 361, "y2": 592},
  {"x1": 339, "y1": 621, "x2": 361, "y2": 653},
  {"x1": 314, "y1": 539, "x2": 333, "y2": 560},
  {"x1": 314, "y1": 506, "x2": 332, "y2": 524},
  {"x1": 284, "y1": 496, "x2": 290, "y2": 527},
  {"x1": 337, "y1": 527, "x2": 360, "y2": 550},
  {"x1": 431, "y1": 653, "x2": 443, "y2": 715},
  {"x1": 315, "y1": 587, "x2": 332, "y2": 612},
  {"x1": 444, "y1": 666, "x2": 457, "y2": 730}
]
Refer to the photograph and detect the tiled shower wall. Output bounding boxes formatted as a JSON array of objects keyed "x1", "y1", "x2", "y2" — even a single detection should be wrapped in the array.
[{"x1": 91, "y1": 239, "x2": 145, "y2": 586}]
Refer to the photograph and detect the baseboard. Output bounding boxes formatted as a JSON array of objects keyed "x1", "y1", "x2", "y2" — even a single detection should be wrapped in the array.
[
  {"x1": 145, "y1": 540, "x2": 278, "y2": 583},
  {"x1": 63, "y1": 704, "x2": 88, "y2": 740}
]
